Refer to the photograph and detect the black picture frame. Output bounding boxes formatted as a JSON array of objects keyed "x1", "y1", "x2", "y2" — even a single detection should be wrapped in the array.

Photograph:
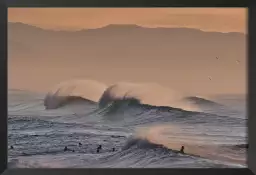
[{"x1": 1, "y1": 0, "x2": 255, "y2": 175}]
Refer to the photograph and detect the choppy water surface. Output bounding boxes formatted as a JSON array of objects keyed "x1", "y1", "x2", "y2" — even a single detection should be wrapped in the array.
[{"x1": 8, "y1": 89, "x2": 247, "y2": 168}]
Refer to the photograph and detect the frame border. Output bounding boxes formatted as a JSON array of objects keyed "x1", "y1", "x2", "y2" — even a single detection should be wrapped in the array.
[
  {"x1": 0, "y1": 0, "x2": 7, "y2": 174},
  {"x1": 248, "y1": 1, "x2": 256, "y2": 174},
  {"x1": 2, "y1": 1, "x2": 255, "y2": 175},
  {"x1": 6, "y1": 0, "x2": 248, "y2": 7},
  {"x1": 1, "y1": 168, "x2": 255, "y2": 175}
]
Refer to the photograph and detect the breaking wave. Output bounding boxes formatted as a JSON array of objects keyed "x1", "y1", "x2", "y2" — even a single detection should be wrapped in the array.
[
  {"x1": 99, "y1": 82, "x2": 200, "y2": 112},
  {"x1": 185, "y1": 96, "x2": 224, "y2": 108},
  {"x1": 133, "y1": 125, "x2": 247, "y2": 166},
  {"x1": 43, "y1": 79, "x2": 225, "y2": 113},
  {"x1": 44, "y1": 79, "x2": 107, "y2": 109}
]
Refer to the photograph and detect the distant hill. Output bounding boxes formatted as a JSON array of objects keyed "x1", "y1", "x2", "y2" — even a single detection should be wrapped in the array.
[
  {"x1": 7, "y1": 22, "x2": 246, "y2": 94},
  {"x1": 8, "y1": 22, "x2": 245, "y2": 61}
]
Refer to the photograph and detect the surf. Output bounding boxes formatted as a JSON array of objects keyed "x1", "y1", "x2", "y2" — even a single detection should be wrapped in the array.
[
  {"x1": 44, "y1": 79, "x2": 107, "y2": 109},
  {"x1": 8, "y1": 88, "x2": 247, "y2": 168},
  {"x1": 98, "y1": 82, "x2": 203, "y2": 112},
  {"x1": 134, "y1": 124, "x2": 247, "y2": 166},
  {"x1": 43, "y1": 79, "x2": 227, "y2": 113}
]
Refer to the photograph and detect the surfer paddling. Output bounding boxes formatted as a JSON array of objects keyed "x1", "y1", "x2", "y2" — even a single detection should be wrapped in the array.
[
  {"x1": 64, "y1": 146, "x2": 74, "y2": 152},
  {"x1": 180, "y1": 146, "x2": 185, "y2": 154},
  {"x1": 64, "y1": 146, "x2": 68, "y2": 151},
  {"x1": 97, "y1": 145, "x2": 102, "y2": 153}
]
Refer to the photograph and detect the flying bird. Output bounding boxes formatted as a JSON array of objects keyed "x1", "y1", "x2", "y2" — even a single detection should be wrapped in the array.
[
  {"x1": 216, "y1": 57, "x2": 219, "y2": 60},
  {"x1": 236, "y1": 60, "x2": 240, "y2": 64},
  {"x1": 208, "y1": 76, "x2": 212, "y2": 81}
]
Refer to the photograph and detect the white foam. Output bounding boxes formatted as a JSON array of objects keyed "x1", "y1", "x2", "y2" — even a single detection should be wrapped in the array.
[
  {"x1": 99, "y1": 82, "x2": 200, "y2": 112},
  {"x1": 44, "y1": 79, "x2": 107, "y2": 109}
]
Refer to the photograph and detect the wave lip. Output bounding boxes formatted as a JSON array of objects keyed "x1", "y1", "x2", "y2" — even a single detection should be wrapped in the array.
[
  {"x1": 122, "y1": 136, "x2": 172, "y2": 152},
  {"x1": 185, "y1": 96, "x2": 224, "y2": 108},
  {"x1": 43, "y1": 79, "x2": 226, "y2": 112},
  {"x1": 44, "y1": 79, "x2": 107, "y2": 109},
  {"x1": 98, "y1": 82, "x2": 200, "y2": 112}
]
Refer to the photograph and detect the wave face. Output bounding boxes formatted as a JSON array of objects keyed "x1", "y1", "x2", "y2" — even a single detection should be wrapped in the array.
[
  {"x1": 44, "y1": 79, "x2": 107, "y2": 109},
  {"x1": 8, "y1": 83, "x2": 247, "y2": 168},
  {"x1": 43, "y1": 80, "x2": 226, "y2": 113},
  {"x1": 99, "y1": 82, "x2": 200, "y2": 112},
  {"x1": 185, "y1": 96, "x2": 224, "y2": 108}
]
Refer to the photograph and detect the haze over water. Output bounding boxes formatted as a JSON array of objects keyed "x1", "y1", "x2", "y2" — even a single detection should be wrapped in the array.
[{"x1": 8, "y1": 8, "x2": 247, "y2": 168}]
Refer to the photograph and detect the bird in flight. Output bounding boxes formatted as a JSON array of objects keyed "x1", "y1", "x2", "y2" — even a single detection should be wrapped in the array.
[
  {"x1": 236, "y1": 60, "x2": 240, "y2": 64},
  {"x1": 208, "y1": 76, "x2": 212, "y2": 81},
  {"x1": 216, "y1": 57, "x2": 219, "y2": 60}
]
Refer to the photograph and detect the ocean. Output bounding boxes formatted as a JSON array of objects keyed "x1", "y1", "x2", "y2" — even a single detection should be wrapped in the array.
[{"x1": 8, "y1": 81, "x2": 247, "y2": 168}]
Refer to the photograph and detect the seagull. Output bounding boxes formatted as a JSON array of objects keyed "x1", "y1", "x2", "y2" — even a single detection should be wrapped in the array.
[
  {"x1": 236, "y1": 60, "x2": 240, "y2": 64},
  {"x1": 208, "y1": 76, "x2": 212, "y2": 81},
  {"x1": 216, "y1": 57, "x2": 219, "y2": 60}
]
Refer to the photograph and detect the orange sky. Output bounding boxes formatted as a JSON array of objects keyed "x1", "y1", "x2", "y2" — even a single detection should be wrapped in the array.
[
  {"x1": 8, "y1": 8, "x2": 247, "y2": 33},
  {"x1": 8, "y1": 8, "x2": 247, "y2": 95}
]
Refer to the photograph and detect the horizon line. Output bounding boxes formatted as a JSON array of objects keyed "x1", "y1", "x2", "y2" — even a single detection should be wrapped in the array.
[{"x1": 8, "y1": 21, "x2": 246, "y2": 35}]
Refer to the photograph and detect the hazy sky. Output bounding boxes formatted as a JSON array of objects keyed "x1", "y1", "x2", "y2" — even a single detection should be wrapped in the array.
[
  {"x1": 8, "y1": 8, "x2": 247, "y2": 95},
  {"x1": 8, "y1": 8, "x2": 246, "y2": 33}
]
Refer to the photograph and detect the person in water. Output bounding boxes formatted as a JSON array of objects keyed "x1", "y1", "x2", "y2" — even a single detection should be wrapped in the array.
[
  {"x1": 79, "y1": 142, "x2": 82, "y2": 147},
  {"x1": 64, "y1": 146, "x2": 75, "y2": 152},
  {"x1": 112, "y1": 148, "x2": 115, "y2": 152},
  {"x1": 180, "y1": 146, "x2": 185, "y2": 154},
  {"x1": 97, "y1": 145, "x2": 102, "y2": 153},
  {"x1": 10, "y1": 146, "x2": 14, "y2": 149},
  {"x1": 64, "y1": 146, "x2": 68, "y2": 151}
]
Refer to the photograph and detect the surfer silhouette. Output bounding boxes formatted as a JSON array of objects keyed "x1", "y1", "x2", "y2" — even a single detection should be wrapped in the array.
[
  {"x1": 64, "y1": 146, "x2": 68, "y2": 151},
  {"x1": 79, "y1": 142, "x2": 82, "y2": 146},
  {"x1": 97, "y1": 145, "x2": 102, "y2": 153},
  {"x1": 180, "y1": 146, "x2": 185, "y2": 154},
  {"x1": 10, "y1": 145, "x2": 14, "y2": 149},
  {"x1": 64, "y1": 146, "x2": 74, "y2": 152},
  {"x1": 112, "y1": 148, "x2": 115, "y2": 152},
  {"x1": 65, "y1": 146, "x2": 74, "y2": 151}
]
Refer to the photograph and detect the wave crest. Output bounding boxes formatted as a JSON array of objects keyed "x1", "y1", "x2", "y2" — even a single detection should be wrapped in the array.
[
  {"x1": 135, "y1": 125, "x2": 246, "y2": 165},
  {"x1": 44, "y1": 79, "x2": 107, "y2": 109},
  {"x1": 185, "y1": 96, "x2": 224, "y2": 108},
  {"x1": 122, "y1": 136, "x2": 172, "y2": 151},
  {"x1": 43, "y1": 80, "x2": 223, "y2": 112},
  {"x1": 99, "y1": 82, "x2": 199, "y2": 112}
]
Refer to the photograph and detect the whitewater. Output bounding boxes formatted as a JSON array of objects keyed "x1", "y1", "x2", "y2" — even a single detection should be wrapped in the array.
[{"x1": 8, "y1": 80, "x2": 247, "y2": 168}]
